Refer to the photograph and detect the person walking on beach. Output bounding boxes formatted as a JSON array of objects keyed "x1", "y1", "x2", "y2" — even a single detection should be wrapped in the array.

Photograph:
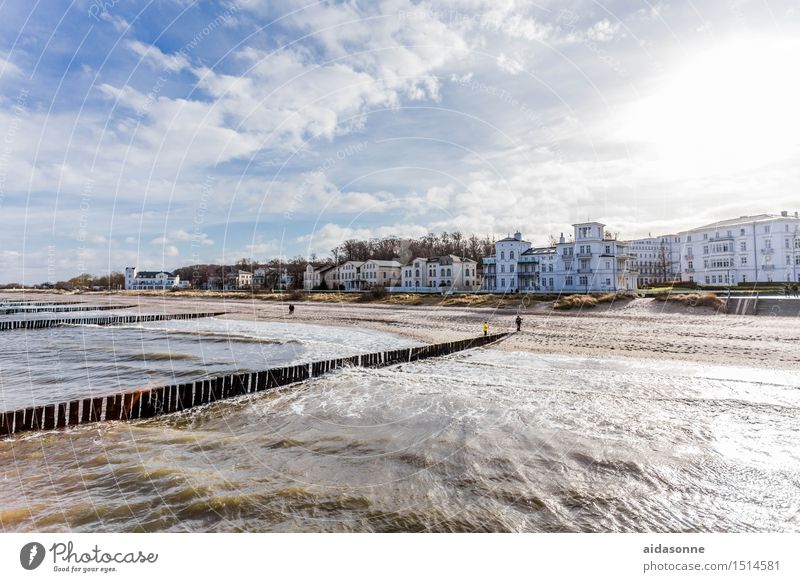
[
  {"x1": 515, "y1": 315, "x2": 522, "y2": 332},
  {"x1": 482, "y1": 321, "x2": 488, "y2": 336},
  {"x1": 289, "y1": 304, "x2": 295, "y2": 315}
]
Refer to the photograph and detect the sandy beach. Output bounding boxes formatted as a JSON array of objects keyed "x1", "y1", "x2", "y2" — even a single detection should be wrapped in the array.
[{"x1": 3, "y1": 292, "x2": 795, "y2": 370}]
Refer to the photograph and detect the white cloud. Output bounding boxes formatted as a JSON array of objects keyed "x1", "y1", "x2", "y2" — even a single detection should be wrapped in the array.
[
  {"x1": 124, "y1": 40, "x2": 190, "y2": 73},
  {"x1": 586, "y1": 19, "x2": 622, "y2": 42}
]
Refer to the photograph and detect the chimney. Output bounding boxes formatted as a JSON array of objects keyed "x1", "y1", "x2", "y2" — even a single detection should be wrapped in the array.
[
  {"x1": 514, "y1": 231, "x2": 522, "y2": 241},
  {"x1": 781, "y1": 210, "x2": 788, "y2": 217},
  {"x1": 559, "y1": 232, "x2": 565, "y2": 244},
  {"x1": 795, "y1": 211, "x2": 799, "y2": 218}
]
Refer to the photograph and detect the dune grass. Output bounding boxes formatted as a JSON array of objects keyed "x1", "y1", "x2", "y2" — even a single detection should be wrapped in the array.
[
  {"x1": 552, "y1": 292, "x2": 634, "y2": 310},
  {"x1": 653, "y1": 291, "x2": 724, "y2": 309}
]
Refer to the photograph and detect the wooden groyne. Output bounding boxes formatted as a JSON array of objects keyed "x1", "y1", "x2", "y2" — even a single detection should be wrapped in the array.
[
  {"x1": 0, "y1": 301, "x2": 88, "y2": 307},
  {"x1": 0, "y1": 304, "x2": 137, "y2": 315},
  {"x1": 0, "y1": 333, "x2": 508, "y2": 437},
  {"x1": 0, "y1": 311, "x2": 226, "y2": 331}
]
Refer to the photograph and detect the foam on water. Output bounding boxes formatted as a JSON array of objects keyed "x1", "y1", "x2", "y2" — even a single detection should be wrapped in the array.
[{"x1": 2, "y1": 345, "x2": 798, "y2": 532}]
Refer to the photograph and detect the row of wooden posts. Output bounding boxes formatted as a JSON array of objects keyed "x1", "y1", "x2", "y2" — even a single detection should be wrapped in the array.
[
  {"x1": 0, "y1": 332, "x2": 508, "y2": 437},
  {"x1": 0, "y1": 311, "x2": 227, "y2": 331},
  {"x1": 0, "y1": 304, "x2": 136, "y2": 316},
  {"x1": 0, "y1": 301, "x2": 88, "y2": 307}
]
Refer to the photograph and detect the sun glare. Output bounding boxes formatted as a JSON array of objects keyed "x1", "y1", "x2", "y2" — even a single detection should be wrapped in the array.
[{"x1": 622, "y1": 38, "x2": 800, "y2": 174}]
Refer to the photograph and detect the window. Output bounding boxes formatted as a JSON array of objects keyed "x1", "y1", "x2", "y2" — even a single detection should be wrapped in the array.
[
  {"x1": 786, "y1": 239, "x2": 791, "y2": 249},
  {"x1": 764, "y1": 225, "x2": 771, "y2": 233},
  {"x1": 605, "y1": 278, "x2": 611, "y2": 286},
  {"x1": 687, "y1": 235, "x2": 692, "y2": 242},
  {"x1": 704, "y1": 233, "x2": 708, "y2": 240},
  {"x1": 500, "y1": 251, "x2": 505, "y2": 260},
  {"x1": 500, "y1": 265, "x2": 505, "y2": 273},
  {"x1": 605, "y1": 245, "x2": 611, "y2": 254},
  {"x1": 605, "y1": 261, "x2": 610, "y2": 269},
  {"x1": 703, "y1": 245, "x2": 709, "y2": 254},
  {"x1": 740, "y1": 241, "x2": 746, "y2": 251},
  {"x1": 510, "y1": 251, "x2": 515, "y2": 259},
  {"x1": 510, "y1": 265, "x2": 515, "y2": 273},
  {"x1": 501, "y1": 278, "x2": 505, "y2": 287},
  {"x1": 705, "y1": 276, "x2": 710, "y2": 284},
  {"x1": 741, "y1": 256, "x2": 747, "y2": 265},
  {"x1": 579, "y1": 276, "x2": 588, "y2": 286},
  {"x1": 565, "y1": 276, "x2": 573, "y2": 285}
]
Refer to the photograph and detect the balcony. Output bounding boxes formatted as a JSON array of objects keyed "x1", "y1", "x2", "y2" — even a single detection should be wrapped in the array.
[
  {"x1": 761, "y1": 248, "x2": 774, "y2": 255},
  {"x1": 762, "y1": 264, "x2": 775, "y2": 271},
  {"x1": 577, "y1": 268, "x2": 593, "y2": 274},
  {"x1": 684, "y1": 268, "x2": 694, "y2": 273},
  {"x1": 684, "y1": 254, "x2": 694, "y2": 259},
  {"x1": 576, "y1": 252, "x2": 593, "y2": 258}
]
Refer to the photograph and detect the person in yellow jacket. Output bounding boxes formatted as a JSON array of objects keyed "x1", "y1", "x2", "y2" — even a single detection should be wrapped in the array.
[{"x1": 482, "y1": 321, "x2": 488, "y2": 336}]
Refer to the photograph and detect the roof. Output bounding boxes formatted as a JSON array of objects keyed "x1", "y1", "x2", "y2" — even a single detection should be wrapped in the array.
[
  {"x1": 521, "y1": 246, "x2": 556, "y2": 255},
  {"x1": 364, "y1": 259, "x2": 402, "y2": 267},
  {"x1": 689, "y1": 213, "x2": 799, "y2": 232},
  {"x1": 135, "y1": 271, "x2": 174, "y2": 278}
]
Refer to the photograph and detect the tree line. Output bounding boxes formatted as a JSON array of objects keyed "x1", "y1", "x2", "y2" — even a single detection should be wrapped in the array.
[{"x1": 34, "y1": 231, "x2": 500, "y2": 290}]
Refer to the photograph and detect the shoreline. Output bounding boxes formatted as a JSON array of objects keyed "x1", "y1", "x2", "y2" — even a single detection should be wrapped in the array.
[{"x1": 1, "y1": 291, "x2": 795, "y2": 371}]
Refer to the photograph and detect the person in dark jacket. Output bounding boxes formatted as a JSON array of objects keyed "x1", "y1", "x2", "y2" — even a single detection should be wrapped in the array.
[
  {"x1": 289, "y1": 304, "x2": 295, "y2": 315},
  {"x1": 515, "y1": 315, "x2": 522, "y2": 332}
]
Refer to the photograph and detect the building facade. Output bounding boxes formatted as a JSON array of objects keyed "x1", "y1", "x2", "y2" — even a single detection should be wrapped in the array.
[
  {"x1": 304, "y1": 264, "x2": 336, "y2": 290},
  {"x1": 124, "y1": 267, "x2": 186, "y2": 290},
  {"x1": 361, "y1": 260, "x2": 402, "y2": 288},
  {"x1": 482, "y1": 224, "x2": 637, "y2": 293},
  {"x1": 400, "y1": 255, "x2": 480, "y2": 291},
  {"x1": 677, "y1": 212, "x2": 800, "y2": 286},
  {"x1": 626, "y1": 236, "x2": 680, "y2": 287}
]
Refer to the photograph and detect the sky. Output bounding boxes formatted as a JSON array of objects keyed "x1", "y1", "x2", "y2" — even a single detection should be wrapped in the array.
[{"x1": 0, "y1": 0, "x2": 799, "y2": 283}]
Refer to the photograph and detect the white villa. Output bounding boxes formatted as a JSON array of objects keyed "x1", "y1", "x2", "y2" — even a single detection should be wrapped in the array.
[
  {"x1": 676, "y1": 212, "x2": 800, "y2": 286},
  {"x1": 124, "y1": 267, "x2": 188, "y2": 290},
  {"x1": 362, "y1": 260, "x2": 402, "y2": 288},
  {"x1": 400, "y1": 255, "x2": 480, "y2": 291},
  {"x1": 626, "y1": 235, "x2": 681, "y2": 287},
  {"x1": 304, "y1": 260, "x2": 402, "y2": 291},
  {"x1": 482, "y1": 223, "x2": 638, "y2": 293}
]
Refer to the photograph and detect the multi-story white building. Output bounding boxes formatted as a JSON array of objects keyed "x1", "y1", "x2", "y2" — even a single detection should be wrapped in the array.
[
  {"x1": 225, "y1": 270, "x2": 252, "y2": 290},
  {"x1": 303, "y1": 264, "x2": 336, "y2": 290},
  {"x1": 482, "y1": 223, "x2": 637, "y2": 293},
  {"x1": 400, "y1": 255, "x2": 480, "y2": 291},
  {"x1": 124, "y1": 267, "x2": 187, "y2": 290},
  {"x1": 677, "y1": 212, "x2": 800, "y2": 286},
  {"x1": 339, "y1": 261, "x2": 365, "y2": 291},
  {"x1": 626, "y1": 235, "x2": 680, "y2": 287},
  {"x1": 362, "y1": 260, "x2": 402, "y2": 288}
]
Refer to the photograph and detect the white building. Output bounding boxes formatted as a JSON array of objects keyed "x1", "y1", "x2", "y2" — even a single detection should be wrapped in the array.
[
  {"x1": 677, "y1": 212, "x2": 800, "y2": 286},
  {"x1": 124, "y1": 267, "x2": 186, "y2": 290},
  {"x1": 225, "y1": 270, "x2": 252, "y2": 290},
  {"x1": 400, "y1": 255, "x2": 480, "y2": 291},
  {"x1": 339, "y1": 261, "x2": 365, "y2": 291},
  {"x1": 626, "y1": 235, "x2": 680, "y2": 287},
  {"x1": 482, "y1": 224, "x2": 637, "y2": 293},
  {"x1": 362, "y1": 260, "x2": 402, "y2": 288},
  {"x1": 304, "y1": 264, "x2": 337, "y2": 290}
]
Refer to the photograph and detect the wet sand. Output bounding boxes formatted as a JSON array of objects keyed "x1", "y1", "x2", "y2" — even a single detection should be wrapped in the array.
[{"x1": 2, "y1": 292, "x2": 794, "y2": 370}]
